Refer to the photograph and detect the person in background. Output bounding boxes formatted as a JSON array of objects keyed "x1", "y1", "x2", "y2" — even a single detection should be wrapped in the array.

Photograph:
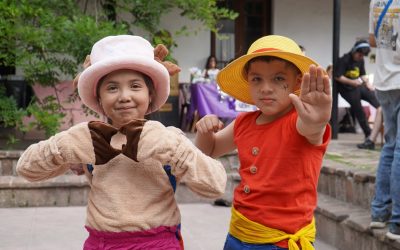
[
  {"x1": 195, "y1": 35, "x2": 332, "y2": 250},
  {"x1": 327, "y1": 64, "x2": 383, "y2": 149},
  {"x1": 357, "y1": 84, "x2": 383, "y2": 150},
  {"x1": 369, "y1": 0, "x2": 400, "y2": 240},
  {"x1": 16, "y1": 35, "x2": 227, "y2": 249},
  {"x1": 334, "y1": 40, "x2": 382, "y2": 149},
  {"x1": 203, "y1": 55, "x2": 220, "y2": 82}
]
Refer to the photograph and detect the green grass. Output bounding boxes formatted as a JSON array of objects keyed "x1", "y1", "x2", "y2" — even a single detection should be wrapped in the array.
[{"x1": 324, "y1": 152, "x2": 375, "y2": 171}]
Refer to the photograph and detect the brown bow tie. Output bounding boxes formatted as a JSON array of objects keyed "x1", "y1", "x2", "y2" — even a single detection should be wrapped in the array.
[{"x1": 88, "y1": 119, "x2": 148, "y2": 165}]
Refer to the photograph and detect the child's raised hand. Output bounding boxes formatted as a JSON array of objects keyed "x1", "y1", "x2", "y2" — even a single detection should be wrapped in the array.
[
  {"x1": 195, "y1": 114, "x2": 224, "y2": 134},
  {"x1": 289, "y1": 65, "x2": 332, "y2": 126}
]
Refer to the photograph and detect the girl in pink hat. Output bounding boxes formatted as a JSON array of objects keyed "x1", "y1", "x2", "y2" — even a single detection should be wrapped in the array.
[
  {"x1": 195, "y1": 35, "x2": 332, "y2": 250},
  {"x1": 16, "y1": 35, "x2": 227, "y2": 250}
]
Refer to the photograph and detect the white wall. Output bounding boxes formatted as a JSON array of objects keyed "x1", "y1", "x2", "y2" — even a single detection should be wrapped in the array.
[
  {"x1": 273, "y1": 0, "x2": 374, "y2": 73},
  {"x1": 159, "y1": 9, "x2": 211, "y2": 83}
]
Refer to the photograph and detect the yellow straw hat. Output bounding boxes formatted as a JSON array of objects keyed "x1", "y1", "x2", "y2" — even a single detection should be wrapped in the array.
[{"x1": 217, "y1": 35, "x2": 319, "y2": 105}]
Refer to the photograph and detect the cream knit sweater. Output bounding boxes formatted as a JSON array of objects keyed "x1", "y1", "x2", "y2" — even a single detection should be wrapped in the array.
[{"x1": 17, "y1": 120, "x2": 227, "y2": 232}]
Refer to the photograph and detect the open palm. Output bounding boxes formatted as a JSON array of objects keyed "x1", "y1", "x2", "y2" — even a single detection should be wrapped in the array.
[{"x1": 290, "y1": 65, "x2": 332, "y2": 125}]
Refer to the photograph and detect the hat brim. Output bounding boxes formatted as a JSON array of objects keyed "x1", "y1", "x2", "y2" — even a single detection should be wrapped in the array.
[
  {"x1": 78, "y1": 56, "x2": 170, "y2": 115},
  {"x1": 217, "y1": 51, "x2": 318, "y2": 105}
]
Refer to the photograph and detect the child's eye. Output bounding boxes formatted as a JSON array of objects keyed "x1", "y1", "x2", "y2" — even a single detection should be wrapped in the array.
[
  {"x1": 274, "y1": 76, "x2": 285, "y2": 82},
  {"x1": 249, "y1": 76, "x2": 262, "y2": 83},
  {"x1": 106, "y1": 85, "x2": 118, "y2": 91},
  {"x1": 130, "y1": 83, "x2": 142, "y2": 90}
]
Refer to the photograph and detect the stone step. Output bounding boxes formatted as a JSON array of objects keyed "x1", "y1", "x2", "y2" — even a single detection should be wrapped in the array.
[
  {"x1": 0, "y1": 171, "x2": 240, "y2": 207},
  {"x1": 316, "y1": 193, "x2": 400, "y2": 250},
  {"x1": 318, "y1": 164, "x2": 376, "y2": 211}
]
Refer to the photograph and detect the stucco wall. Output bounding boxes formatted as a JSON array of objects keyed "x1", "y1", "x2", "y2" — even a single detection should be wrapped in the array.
[{"x1": 158, "y1": 9, "x2": 211, "y2": 83}]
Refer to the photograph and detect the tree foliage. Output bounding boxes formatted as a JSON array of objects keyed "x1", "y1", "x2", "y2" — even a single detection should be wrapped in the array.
[{"x1": 0, "y1": 0, "x2": 237, "y2": 147}]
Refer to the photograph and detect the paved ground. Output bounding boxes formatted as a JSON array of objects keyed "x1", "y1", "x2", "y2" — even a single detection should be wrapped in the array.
[{"x1": 0, "y1": 204, "x2": 336, "y2": 250}]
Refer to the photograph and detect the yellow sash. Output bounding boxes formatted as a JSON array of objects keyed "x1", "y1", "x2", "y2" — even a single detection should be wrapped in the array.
[{"x1": 229, "y1": 207, "x2": 315, "y2": 250}]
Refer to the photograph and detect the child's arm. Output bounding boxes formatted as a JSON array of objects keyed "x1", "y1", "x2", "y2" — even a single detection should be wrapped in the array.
[
  {"x1": 17, "y1": 122, "x2": 120, "y2": 181},
  {"x1": 194, "y1": 114, "x2": 236, "y2": 158},
  {"x1": 289, "y1": 65, "x2": 332, "y2": 145},
  {"x1": 335, "y1": 75, "x2": 363, "y2": 88}
]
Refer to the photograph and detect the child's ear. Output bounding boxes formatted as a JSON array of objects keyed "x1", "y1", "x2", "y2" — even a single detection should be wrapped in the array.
[{"x1": 295, "y1": 74, "x2": 302, "y2": 88}]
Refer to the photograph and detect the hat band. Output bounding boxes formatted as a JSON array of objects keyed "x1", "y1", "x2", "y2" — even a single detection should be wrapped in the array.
[{"x1": 252, "y1": 48, "x2": 282, "y2": 54}]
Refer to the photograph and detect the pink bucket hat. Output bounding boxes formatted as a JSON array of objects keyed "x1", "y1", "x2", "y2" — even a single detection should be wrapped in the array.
[{"x1": 78, "y1": 35, "x2": 170, "y2": 114}]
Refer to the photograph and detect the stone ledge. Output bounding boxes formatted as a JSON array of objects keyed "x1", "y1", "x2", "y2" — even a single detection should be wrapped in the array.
[
  {"x1": 318, "y1": 164, "x2": 376, "y2": 210},
  {"x1": 316, "y1": 193, "x2": 400, "y2": 250},
  {"x1": 0, "y1": 175, "x2": 88, "y2": 188},
  {"x1": 320, "y1": 165, "x2": 375, "y2": 183},
  {"x1": 0, "y1": 150, "x2": 23, "y2": 158}
]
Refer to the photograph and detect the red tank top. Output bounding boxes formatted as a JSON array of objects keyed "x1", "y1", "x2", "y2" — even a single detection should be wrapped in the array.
[{"x1": 233, "y1": 109, "x2": 331, "y2": 235}]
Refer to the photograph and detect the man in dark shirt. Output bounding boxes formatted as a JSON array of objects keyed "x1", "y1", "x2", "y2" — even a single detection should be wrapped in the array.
[{"x1": 334, "y1": 40, "x2": 381, "y2": 149}]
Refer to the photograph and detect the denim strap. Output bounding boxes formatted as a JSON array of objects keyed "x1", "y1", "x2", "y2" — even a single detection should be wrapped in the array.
[{"x1": 375, "y1": 0, "x2": 393, "y2": 38}]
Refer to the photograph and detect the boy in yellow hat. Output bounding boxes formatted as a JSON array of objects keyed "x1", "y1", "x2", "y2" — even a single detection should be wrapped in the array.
[{"x1": 195, "y1": 35, "x2": 332, "y2": 250}]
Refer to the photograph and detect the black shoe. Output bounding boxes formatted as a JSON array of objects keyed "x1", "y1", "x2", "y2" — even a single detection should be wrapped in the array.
[
  {"x1": 357, "y1": 138, "x2": 375, "y2": 150},
  {"x1": 386, "y1": 223, "x2": 400, "y2": 240},
  {"x1": 214, "y1": 198, "x2": 232, "y2": 207}
]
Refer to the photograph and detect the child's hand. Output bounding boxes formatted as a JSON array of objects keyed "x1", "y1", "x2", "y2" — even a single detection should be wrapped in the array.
[
  {"x1": 195, "y1": 114, "x2": 224, "y2": 134},
  {"x1": 289, "y1": 65, "x2": 332, "y2": 126},
  {"x1": 70, "y1": 164, "x2": 85, "y2": 175}
]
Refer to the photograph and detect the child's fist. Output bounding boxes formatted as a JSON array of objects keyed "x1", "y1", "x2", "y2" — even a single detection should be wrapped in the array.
[{"x1": 195, "y1": 114, "x2": 224, "y2": 134}]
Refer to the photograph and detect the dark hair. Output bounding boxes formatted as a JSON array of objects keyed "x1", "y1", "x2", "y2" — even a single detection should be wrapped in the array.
[
  {"x1": 204, "y1": 55, "x2": 217, "y2": 79},
  {"x1": 352, "y1": 40, "x2": 371, "y2": 56},
  {"x1": 244, "y1": 56, "x2": 301, "y2": 76},
  {"x1": 205, "y1": 55, "x2": 217, "y2": 70}
]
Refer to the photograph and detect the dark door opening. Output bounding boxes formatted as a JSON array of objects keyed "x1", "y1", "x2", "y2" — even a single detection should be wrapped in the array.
[{"x1": 212, "y1": 0, "x2": 272, "y2": 67}]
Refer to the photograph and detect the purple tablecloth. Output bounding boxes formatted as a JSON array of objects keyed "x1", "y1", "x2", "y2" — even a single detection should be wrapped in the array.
[{"x1": 187, "y1": 82, "x2": 238, "y2": 121}]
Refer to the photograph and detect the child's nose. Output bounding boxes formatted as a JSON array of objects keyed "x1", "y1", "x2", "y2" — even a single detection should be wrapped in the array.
[
  {"x1": 260, "y1": 82, "x2": 274, "y2": 93},
  {"x1": 118, "y1": 89, "x2": 131, "y2": 101}
]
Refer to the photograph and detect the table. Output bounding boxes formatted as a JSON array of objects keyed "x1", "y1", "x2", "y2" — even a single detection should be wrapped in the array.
[{"x1": 184, "y1": 82, "x2": 239, "y2": 131}]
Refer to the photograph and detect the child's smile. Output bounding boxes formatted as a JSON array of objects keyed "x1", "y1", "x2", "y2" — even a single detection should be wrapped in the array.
[{"x1": 98, "y1": 69, "x2": 151, "y2": 128}]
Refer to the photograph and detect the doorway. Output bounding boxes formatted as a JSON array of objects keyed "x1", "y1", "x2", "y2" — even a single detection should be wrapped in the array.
[{"x1": 212, "y1": 0, "x2": 272, "y2": 68}]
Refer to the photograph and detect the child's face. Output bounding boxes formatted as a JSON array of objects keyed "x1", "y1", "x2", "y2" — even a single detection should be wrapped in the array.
[
  {"x1": 352, "y1": 51, "x2": 364, "y2": 62},
  {"x1": 247, "y1": 60, "x2": 302, "y2": 122},
  {"x1": 98, "y1": 69, "x2": 151, "y2": 128},
  {"x1": 209, "y1": 57, "x2": 217, "y2": 68}
]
